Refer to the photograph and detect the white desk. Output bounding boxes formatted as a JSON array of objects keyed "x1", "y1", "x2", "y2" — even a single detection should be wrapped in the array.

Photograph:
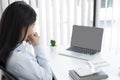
[
  {"x1": 46, "y1": 46, "x2": 120, "y2": 80},
  {"x1": 0, "y1": 46, "x2": 120, "y2": 80}
]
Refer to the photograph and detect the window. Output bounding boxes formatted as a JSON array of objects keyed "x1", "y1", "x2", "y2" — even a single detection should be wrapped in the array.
[
  {"x1": 99, "y1": 20, "x2": 112, "y2": 27},
  {"x1": 106, "y1": 20, "x2": 112, "y2": 27},
  {"x1": 96, "y1": 0, "x2": 120, "y2": 53},
  {"x1": 101, "y1": 0, "x2": 106, "y2": 8},
  {"x1": 101, "y1": 0, "x2": 113, "y2": 8},
  {"x1": 107, "y1": 0, "x2": 113, "y2": 8},
  {"x1": 100, "y1": 20, "x2": 104, "y2": 27}
]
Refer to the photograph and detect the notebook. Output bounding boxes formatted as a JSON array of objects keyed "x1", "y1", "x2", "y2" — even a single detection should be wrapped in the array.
[{"x1": 69, "y1": 70, "x2": 108, "y2": 80}]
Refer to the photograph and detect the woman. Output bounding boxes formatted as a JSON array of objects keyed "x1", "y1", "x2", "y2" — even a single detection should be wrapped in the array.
[{"x1": 0, "y1": 1, "x2": 53, "y2": 80}]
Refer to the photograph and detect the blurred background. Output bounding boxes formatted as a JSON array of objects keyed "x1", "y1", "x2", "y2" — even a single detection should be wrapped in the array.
[{"x1": 0, "y1": 0, "x2": 120, "y2": 53}]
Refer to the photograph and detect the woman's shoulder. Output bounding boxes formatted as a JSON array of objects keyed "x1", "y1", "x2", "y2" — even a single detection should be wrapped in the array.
[
  {"x1": 6, "y1": 47, "x2": 35, "y2": 72},
  {"x1": 7, "y1": 50, "x2": 28, "y2": 67},
  {"x1": 7, "y1": 43, "x2": 33, "y2": 66},
  {"x1": 12, "y1": 49, "x2": 29, "y2": 60},
  {"x1": 7, "y1": 42, "x2": 36, "y2": 69}
]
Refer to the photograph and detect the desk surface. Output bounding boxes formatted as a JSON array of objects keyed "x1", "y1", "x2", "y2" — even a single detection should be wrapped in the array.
[{"x1": 46, "y1": 46, "x2": 120, "y2": 80}]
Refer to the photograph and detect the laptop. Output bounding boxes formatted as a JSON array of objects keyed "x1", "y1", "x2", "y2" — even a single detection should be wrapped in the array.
[{"x1": 59, "y1": 25, "x2": 104, "y2": 60}]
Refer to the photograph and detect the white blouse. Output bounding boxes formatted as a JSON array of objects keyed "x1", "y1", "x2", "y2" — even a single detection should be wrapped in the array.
[{"x1": 6, "y1": 41, "x2": 53, "y2": 80}]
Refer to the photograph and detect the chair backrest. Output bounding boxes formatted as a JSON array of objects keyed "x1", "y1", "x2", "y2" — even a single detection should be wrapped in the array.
[
  {"x1": 52, "y1": 71, "x2": 57, "y2": 80},
  {"x1": 0, "y1": 65, "x2": 17, "y2": 80}
]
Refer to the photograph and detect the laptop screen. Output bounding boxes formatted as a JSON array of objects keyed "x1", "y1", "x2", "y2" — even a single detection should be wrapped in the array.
[{"x1": 71, "y1": 25, "x2": 104, "y2": 51}]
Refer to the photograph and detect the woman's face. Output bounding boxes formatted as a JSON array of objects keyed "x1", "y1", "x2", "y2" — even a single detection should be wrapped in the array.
[
  {"x1": 25, "y1": 23, "x2": 35, "y2": 41},
  {"x1": 27, "y1": 23, "x2": 35, "y2": 35}
]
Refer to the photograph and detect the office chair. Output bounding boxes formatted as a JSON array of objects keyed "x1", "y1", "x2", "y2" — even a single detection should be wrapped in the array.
[
  {"x1": 0, "y1": 65, "x2": 17, "y2": 80},
  {"x1": 52, "y1": 72, "x2": 57, "y2": 80}
]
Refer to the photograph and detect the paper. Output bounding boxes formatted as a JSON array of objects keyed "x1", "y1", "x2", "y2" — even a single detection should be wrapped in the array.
[
  {"x1": 88, "y1": 59, "x2": 110, "y2": 68},
  {"x1": 75, "y1": 67, "x2": 99, "y2": 77}
]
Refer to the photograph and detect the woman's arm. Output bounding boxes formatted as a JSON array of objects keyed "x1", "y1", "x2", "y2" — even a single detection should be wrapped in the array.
[
  {"x1": 26, "y1": 32, "x2": 53, "y2": 79},
  {"x1": 34, "y1": 45, "x2": 53, "y2": 79}
]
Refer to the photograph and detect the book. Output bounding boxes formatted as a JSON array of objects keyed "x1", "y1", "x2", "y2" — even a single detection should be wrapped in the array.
[{"x1": 69, "y1": 70, "x2": 108, "y2": 80}]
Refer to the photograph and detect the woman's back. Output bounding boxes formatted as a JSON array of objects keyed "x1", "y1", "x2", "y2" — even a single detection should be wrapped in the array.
[{"x1": 6, "y1": 41, "x2": 53, "y2": 80}]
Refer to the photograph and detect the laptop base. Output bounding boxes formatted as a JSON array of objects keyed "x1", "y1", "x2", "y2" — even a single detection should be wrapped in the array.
[{"x1": 59, "y1": 50, "x2": 100, "y2": 61}]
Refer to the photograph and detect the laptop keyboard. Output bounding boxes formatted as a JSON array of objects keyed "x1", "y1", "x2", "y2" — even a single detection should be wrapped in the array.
[{"x1": 67, "y1": 46, "x2": 97, "y2": 55}]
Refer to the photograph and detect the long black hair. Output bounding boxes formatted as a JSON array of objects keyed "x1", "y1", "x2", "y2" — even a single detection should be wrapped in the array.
[{"x1": 0, "y1": 1, "x2": 36, "y2": 68}]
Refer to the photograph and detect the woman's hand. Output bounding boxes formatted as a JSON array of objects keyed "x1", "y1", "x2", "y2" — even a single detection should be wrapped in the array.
[{"x1": 27, "y1": 32, "x2": 40, "y2": 46}]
